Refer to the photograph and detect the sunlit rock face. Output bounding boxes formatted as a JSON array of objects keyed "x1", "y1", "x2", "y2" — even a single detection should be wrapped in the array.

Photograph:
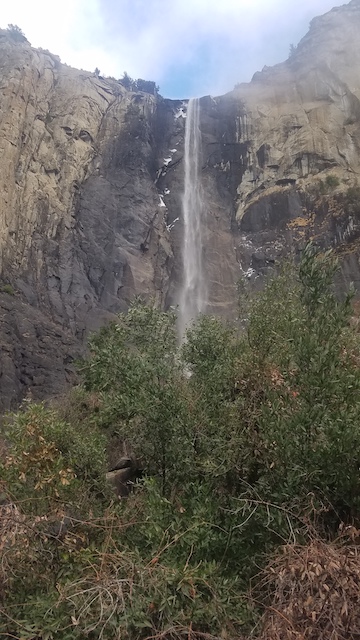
[
  {"x1": 2, "y1": 0, "x2": 360, "y2": 406},
  {"x1": 230, "y1": 0, "x2": 360, "y2": 280},
  {"x1": 0, "y1": 35, "x2": 172, "y2": 325}
]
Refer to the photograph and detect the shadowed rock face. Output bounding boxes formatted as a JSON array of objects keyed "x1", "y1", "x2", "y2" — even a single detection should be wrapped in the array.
[
  {"x1": 2, "y1": 1, "x2": 360, "y2": 407},
  {"x1": 158, "y1": 94, "x2": 246, "y2": 319},
  {"x1": 0, "y1": 292, "x2": 81, "y2": 409}
]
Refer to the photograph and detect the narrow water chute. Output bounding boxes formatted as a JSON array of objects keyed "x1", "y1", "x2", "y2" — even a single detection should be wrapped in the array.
[{"x1": 178, "y1": 98, "x2": 207, "y2": 338}]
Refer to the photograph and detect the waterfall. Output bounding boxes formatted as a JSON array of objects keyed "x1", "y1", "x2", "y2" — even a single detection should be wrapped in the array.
[{"x1": 178, "y1": 98, "x2": 207, "y2": 338}]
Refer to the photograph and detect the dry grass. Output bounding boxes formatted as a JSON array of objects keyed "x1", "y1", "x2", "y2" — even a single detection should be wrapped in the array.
[
  {"x1": 0, "y1": 499, "x2": 27, "y2": 602},
  {"x1": 0, "y1": 500, "x2": 27, "y2": 554},
  {"x1": 258, "y1": 534, "x2": 360, "y2": 639}
]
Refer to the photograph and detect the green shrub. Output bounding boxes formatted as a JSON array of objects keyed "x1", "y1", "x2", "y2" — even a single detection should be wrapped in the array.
[
  {"x1": 79, "y1": 301, "x2": 193, "y2": 494},
  {"x1": 251, "y1": 245, "x2": 360, "y2": 522},
  {"x1": 1, "y1": 403, "x2": 108, "y2": 513},
  {"x1": 318, "y1": 174, "x2": 340, "y2": 194},
  {"x1": 0, "y1": 405, "x2": 255, "y2": 639},
  {"x1": 344, "y1": 184, "x2": 360, "y2": 218},
  {"x1": 325, "y1": 174, "x2": 340, "y2": 188},
  {"x1": 1, "y1": 283, "x2": 14, "y2": 295}
]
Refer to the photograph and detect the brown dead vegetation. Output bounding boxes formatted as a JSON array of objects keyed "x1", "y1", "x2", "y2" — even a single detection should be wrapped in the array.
[{"x1": 258, "y1": 534, "x2": 360, "y2": 640}]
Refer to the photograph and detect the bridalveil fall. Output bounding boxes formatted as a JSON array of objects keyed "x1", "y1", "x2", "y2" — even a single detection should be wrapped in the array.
[{"x1": 178, "y1": 98, "x2": 207, "y2": 337}]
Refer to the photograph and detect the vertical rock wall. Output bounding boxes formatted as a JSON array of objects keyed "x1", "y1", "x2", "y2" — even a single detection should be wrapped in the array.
[{"x1": 0, "y1": 32, "x2": 175, "y2": 409}]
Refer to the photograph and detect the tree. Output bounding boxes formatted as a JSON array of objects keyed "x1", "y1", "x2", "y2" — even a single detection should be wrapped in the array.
[
  {"x1": 119, "y1": 71, "x2": 134, "y2": 90},
  {"x1": 243, "y1": 244, "x2": 360, "y2": 524},
  {"x1": 134, "y1": 78, "x2": 159, "y2": 95},
  {"x1": 6, "y1": 24, "x2": 27, "y2": 42},
  {"x1": 79, "y1": 300, "x2": 192, "y2": 494}
]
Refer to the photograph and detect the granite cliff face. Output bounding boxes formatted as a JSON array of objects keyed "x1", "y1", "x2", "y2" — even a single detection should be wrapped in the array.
[
  {"x1": 2, "y1": 0, "x2": 360, "y2": 408},
  {"x1": 0, "y1": 35, "x2": 176, "y2": 409},
  {"x1": 231, "y1": 0, "x2": 360, "y2": 285}
]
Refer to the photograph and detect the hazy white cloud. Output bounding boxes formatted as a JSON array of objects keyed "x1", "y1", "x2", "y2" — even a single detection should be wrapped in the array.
[{"x1": 0, "y1": 0, "x2": 341, "y2": 97}]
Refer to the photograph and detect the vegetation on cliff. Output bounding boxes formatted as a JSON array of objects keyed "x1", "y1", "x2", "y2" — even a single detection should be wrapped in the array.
[
  {"x1": 1, "y1": 244, "x2": 360, "y2": 639},
  {"x1": 5, "y1": 24, "x2": 28, "y2": 43}
]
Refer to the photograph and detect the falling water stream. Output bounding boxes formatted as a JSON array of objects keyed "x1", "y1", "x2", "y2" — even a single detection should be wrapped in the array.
[{"x1": 178, "y1": 98, "x2": 207, "y2": 338}]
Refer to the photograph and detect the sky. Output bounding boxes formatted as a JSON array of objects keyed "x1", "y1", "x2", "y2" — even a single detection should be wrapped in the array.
[{"x1": 0, "y1": 0, "x2": 343, "y2": 99}]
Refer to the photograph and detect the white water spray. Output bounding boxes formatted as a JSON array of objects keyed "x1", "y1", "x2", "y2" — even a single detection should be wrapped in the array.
[{"x1": 178, "y1": 98, "x2": 207, "y2": 338}]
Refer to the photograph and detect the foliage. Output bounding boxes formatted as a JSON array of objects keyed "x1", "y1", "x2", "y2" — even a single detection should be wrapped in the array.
[
  {"x1": 0, "y1": 405, "x2": 254, "y2": 639},
  {"x1": 346, "y1": 184, "x2": 360, "y2": 204},
  {"x1": 242, "y1": 245, "x2": 360, "y2": 522},
  {"x1": 318, "y1": 173, "x2": 340, "y2": 194},
  {"x1": 119, "y1": 72, "x2": 159, "y2": 94},
  {"x1": 258, "y1": 534, "x2": 360, "y2": 639},
  {"x1": 134, "y1": 78, "x2": 159, "y2": 94},
  {"x1": 79, "y1": 301, "x2": 193, "y2": 494},
  {"x1": 6, "y1": 23, "x2": 27, "y2": 42},
  {"x1": 3, "y1": 244, "x2": 360, "y2": 638},
  {"x1": 0, "y1": 283, "x2": 14, "y2": 295},
  {"x1": 119, "y1": 71, "x2": 134, "y2": 90},
  {"x1": 246, "y1": 261, "x2": 301, "y2": 364},
  {"x1": 0, "y1": 404, "x2": 112, "y2": 639},
  {"x1": 343, "y1": 183, "x2": 360, "y2": 218},
  {"x1": 1, "y1": 403, "x2": 108, "y2": 514},
  {"x1": 325, "y1": 174, "x2": 340, "y2": 188}
]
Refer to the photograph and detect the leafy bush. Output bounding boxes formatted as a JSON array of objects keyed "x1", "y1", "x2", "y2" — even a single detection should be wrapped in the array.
[
  {"x1": 1, "y1": 403, "x2": 108, "y2": 513},
  {"x1": 80, "y1": 244, "x2": 360, "y2": 526},
  {"x1": 118, "y1": 73, "x2": 159, "y2": 94},
  {"x1": 344, "y1": 183, "x2": 360, "y2": 218},
  {"x1": 0, "y1": 406, "x2": 254, "y2": 638},
  {"x1": 134, "y1": 78, "x2": 159, "y2": 94},
  {"x1": 325, "y1": 174, "x2": 340, "y2": 188},
  {"x1": 318, "y1": 174, "x2": 340, "y2": 194},
  {"x1": 79, "y1": 302, "x2": 193, "y2": 494},
  {"x1": 238, "y1": 247, "x2": 360, "y2": 521}
]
